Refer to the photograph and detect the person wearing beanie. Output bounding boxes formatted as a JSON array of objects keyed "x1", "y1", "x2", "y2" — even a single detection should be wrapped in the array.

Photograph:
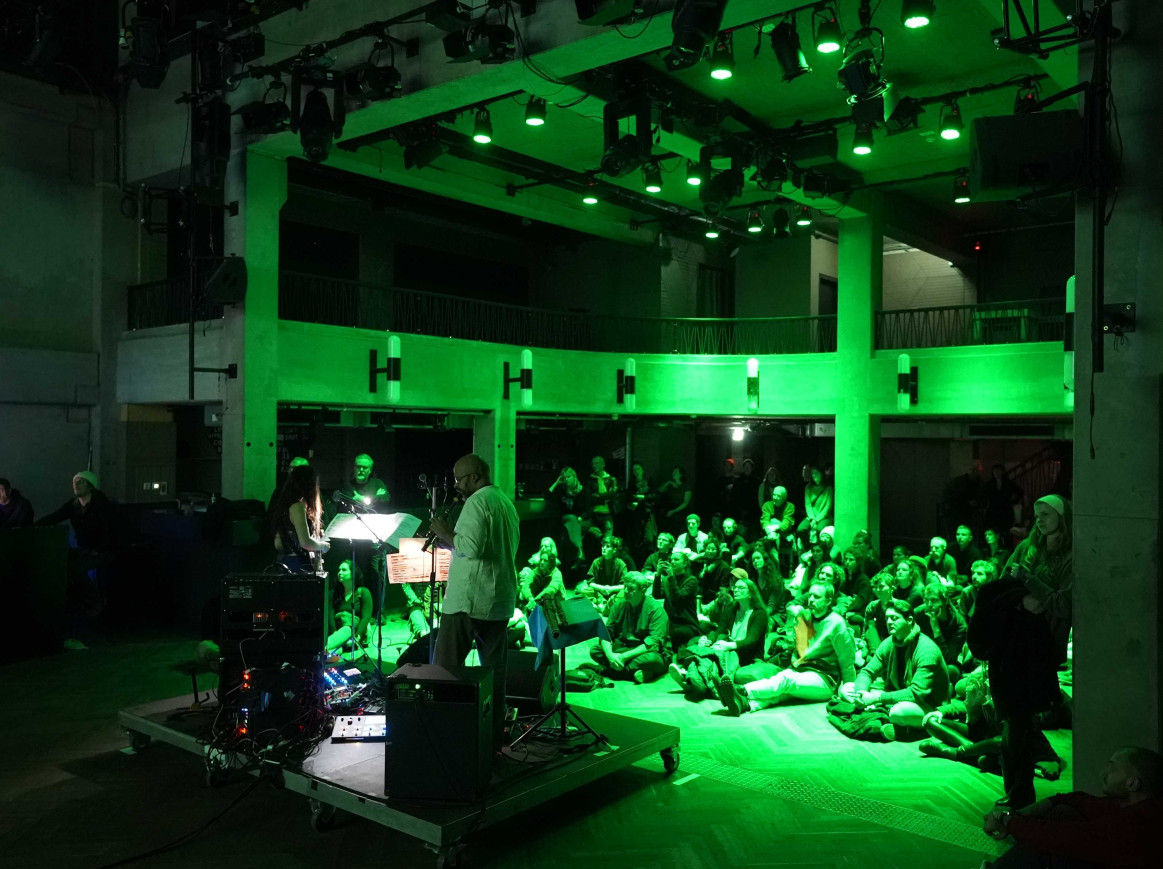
[
  {"x1": 37, "y1": 470, "x2": 118, "y2": 649},
  {"x1": 0, "y1": 477, "x2": 35, "y2": 528}
]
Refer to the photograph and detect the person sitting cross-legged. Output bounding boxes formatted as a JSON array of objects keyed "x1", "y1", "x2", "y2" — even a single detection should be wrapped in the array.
[
  {"x1": 670, "y1": 573, "x2": 767, "y2": 700},
  {"x1": 717, "y1": 581, "x2": 856, "y2": 716},
  {"x1": 841, "y1": 598, "x2": 951, "y2": 741},
  {"x1": 589, "y1": 572, "x2": 670, "y2": 683}
]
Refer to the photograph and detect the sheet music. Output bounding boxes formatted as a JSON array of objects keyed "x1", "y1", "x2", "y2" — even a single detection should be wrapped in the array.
[
  {"x1": 386, "y1": 537, "x2": 451, "y2": 584},
  {"x1": 324, "y1": 512, "x2": 421, "y2": 548}
]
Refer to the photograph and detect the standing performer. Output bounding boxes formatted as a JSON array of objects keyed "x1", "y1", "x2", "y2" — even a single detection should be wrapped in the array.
[
  {"x1": 428, "y1": 454, "x2": 520, "y2": 752},
  {"x1": 339, "y1": 454, "x2": 391, "y2": 619},
  {"x1": 271, "y1": 464, "x2": 330, "y2": 572}
]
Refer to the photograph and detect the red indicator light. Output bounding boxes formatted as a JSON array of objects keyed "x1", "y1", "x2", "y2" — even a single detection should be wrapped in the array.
[{"x1": 973, "y1": 241, "x2": 981, "y2": 251}]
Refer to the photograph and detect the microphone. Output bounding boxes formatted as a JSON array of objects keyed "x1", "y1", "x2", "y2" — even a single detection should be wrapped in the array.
[
  {"x1": 331, "y1": 490, "x2": 368, "y2": 512},
  {"x1": 418, "y1": 473, "x2": 429, "y2": 490}
]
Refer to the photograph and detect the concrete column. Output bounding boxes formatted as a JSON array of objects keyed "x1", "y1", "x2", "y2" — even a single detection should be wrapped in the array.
[
  {"x1": 220, "y1": 150, "x2": 286, "y2": 501},
  {"x1": 473, "y1": 402, "x2": 517, "y2": 499},
  {"x1": 834, "y1": 203, "x2": 884, "y2": 548},
  {"x1": 1071, "y1": 2, "x2": 1163, "y2": 787}
]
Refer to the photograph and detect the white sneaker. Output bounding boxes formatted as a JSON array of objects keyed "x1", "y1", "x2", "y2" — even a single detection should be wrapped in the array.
[
  {"x1": 63, "y1": 638, "x2": 89, "y2": 651},
  {"x1": 667, "y1": 662, "x2": 687, "y2": 688}
]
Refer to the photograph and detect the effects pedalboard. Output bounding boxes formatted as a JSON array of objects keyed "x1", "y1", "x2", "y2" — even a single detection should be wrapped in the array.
[
  {"x1": 323, "y1": 666, "x2": 366, "y2": 707},
  {"x1": 331, "y1": 715, "x2": 388, "y2": 743}
]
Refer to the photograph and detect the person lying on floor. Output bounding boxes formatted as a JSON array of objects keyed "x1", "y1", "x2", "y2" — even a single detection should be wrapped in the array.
[
  {"x1": 841, "y1": 599, "x2": 950, "y2": 741},
  {"x1": 589, "y1": 572, "x2": 670, "y2": 683},
  {"x1": 717, "y1": 581, "x2": 856, "y2": 716}
]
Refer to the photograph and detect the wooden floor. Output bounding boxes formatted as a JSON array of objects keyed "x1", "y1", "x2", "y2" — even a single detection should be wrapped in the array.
[{"x1": 0, "y1": 618, "x2": 1072, "y2": 869}]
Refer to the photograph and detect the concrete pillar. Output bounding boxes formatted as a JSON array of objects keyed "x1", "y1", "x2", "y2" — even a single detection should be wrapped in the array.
[
  {"x1": 1071, "y1": 2, "x2": 1163, "y2": 787},
  {"x1": 220, "y1": 150, "x2": 285, "y2": 501},
  {"x1": 834, "y1": 203, "x2": 884, "y2": 548},
  {"x1": 473, "y1": 402, "x2": 517, "y2": 498}
]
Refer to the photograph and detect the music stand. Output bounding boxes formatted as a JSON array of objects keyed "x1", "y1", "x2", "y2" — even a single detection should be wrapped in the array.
[
  {"x1": 513, "y1": 597, "x2": 611, "y2": 747},
  {"x1": 325, "y1": 512, "x2": 421, "y2": 675}
]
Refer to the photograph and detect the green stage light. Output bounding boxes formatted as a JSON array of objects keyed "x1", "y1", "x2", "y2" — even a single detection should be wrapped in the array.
[
  {"x1": 771, "y1": 206, "x2": 791, "y2": 238},
  {"x1": 643, "y1": 162, "x2": 663, "y2": 194},
  {"x1": 746, "y1": 210, "x2": 764, "y2": 233},
  {"x1": 939, "y1": 102, "x2": 963, "y2": 140},
  {"x1": 852, "y1": 123, "x2": 874, "y2": 156},
  {"x1": 472, "y1": 107, "x2": 492, "y2": 143},
  {"x1": 953, "y1": 170, "x2": 971, "y2": 204},
  {"x1": 902, "y1": 0, "x2": 935, "y2": 29},
  {"x1": 814, "y1": 8, "x2": 842, "y2": 54},
  {"x1": 525, "y1": 97, "x2": 546, "y2": 126},
  {"x1": 709, "y1": 35, "x2": 734, "y2": 80},
  {"x1": 795, "y1": 205, "x2": 813, "y2": 227},
  {"x1": 705, "y1": 224, "x2": 720, "y2": 239},
  {"x1": 686, "y1": 159, "x2": 703, "y2": 186}
]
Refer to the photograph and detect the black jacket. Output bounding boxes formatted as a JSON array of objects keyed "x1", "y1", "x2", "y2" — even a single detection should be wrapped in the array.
[
  {"x1": 36, "y1": 491, "x2": 116, "y2": 551},
  {"x1": 0, "y1": 489, "x2": 34, "y2": 528}
]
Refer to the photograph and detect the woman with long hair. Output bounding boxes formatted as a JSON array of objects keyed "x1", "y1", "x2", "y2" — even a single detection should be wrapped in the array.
[
  {"x1": 757, "y1": 466, "x2": 781, "y2": 514},
  {"x1": 797, "y1": 465, "x2": 834, "y2": 545},
  {"x1": 548, "y1": 465, "x2": 587, "y2": 563},
  {"x1": 669, "y1": 574, "x2": 768, "y2": 699},
  {"x1": 271, "y1": 464, "x2": 329, "y2": 572},
  {"x1": 327, "y1": 559, "x2": 374, "y2": 655}
]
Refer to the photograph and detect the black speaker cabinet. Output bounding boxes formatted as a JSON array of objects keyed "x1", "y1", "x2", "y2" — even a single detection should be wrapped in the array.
[
  {"x1": 506, "y1": 647, "x2": 558, "y2": 715},
  {"x1": 384, "y1": 663, "x2": 492, "y2": 803},
  {"x1": 219, "y1": 572, "x2": 328, "y2": 665},
  {"x1": 204, "y1": 256, "x2": 247, "y2": 305}
]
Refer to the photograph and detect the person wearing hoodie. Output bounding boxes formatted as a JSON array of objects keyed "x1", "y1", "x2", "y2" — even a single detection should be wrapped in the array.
[{"x1": 0, "y1": 477, "x2": 34, "y2": 528}]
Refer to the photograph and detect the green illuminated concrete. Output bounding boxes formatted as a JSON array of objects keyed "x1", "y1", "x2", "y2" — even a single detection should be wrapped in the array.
[{"x1": 220, "y1": 151, "x2": 285, "y2": 501}]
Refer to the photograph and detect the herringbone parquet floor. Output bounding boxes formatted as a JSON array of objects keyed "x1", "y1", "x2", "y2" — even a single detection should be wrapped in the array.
[{"x1": 0, "y1": 621, "x2": 1072, "y2": 869}]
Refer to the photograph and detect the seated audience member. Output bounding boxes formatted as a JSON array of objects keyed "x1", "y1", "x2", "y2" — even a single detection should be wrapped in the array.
[
  {"x1": 670, "y1": 574, "x2": 767, "y2": 699},
  {"x1": 518, "y1": 538, "x2": 565, "y2": 609},
  {"x1": 818, "y1": 526, "x2": 841, "y2": 562},
  {"x1": 927, "y1": 536, "x2": 958, "y2": 583},
  {"x1": 797, "y1": 465, "x2": 834, "y2": 544},
  {"x1": 917, "y1": 583, "x2": 968, "y2": 679},
  {"x1": 983, "y1": 527, "x2": 1011, "y2": 571},
  {"x1": 892, "y1": 558, "x2": 927, "y2": 608},
  {"x1": 720, "y1": 517, "x2": 748, "y2": 566},
  {"x1": 889, "y1": 544, "x2": 912, "y2": 571},
  {"x1": 959, "y1": 558, "x2": 1000, "y2": 617},
  {"x1": 696, "y1": 536, "x2": 734, "y2": 618},
  {"x1": 642, "y1": 531, "x2": 676, "y2": 576},
  {"x1": 951, "y1": 524, "x2": 984, "y2": 580},
  {"x1": 861, "y1": 571, "x2": 896, "y2": 649},
  {"x1": 582, "y1": 535, "x2": 629, "y2": 608},
  {"x1": 661, "y1": 550, "x2": 702, "y2": 651},
  {"x1": 718, "y1": 582, "x2": 856, "y2": 715},
  {"x1": 585, "y1": 455, "x2": 619, "y2": 525},
  {"x1": 759, "y1": 485, "x2": 796, "y2": 547},
  {"x1": 811, "y1": 561, "x2": 845, "y2": 600},
  {"x1": 327, "y1": 559, "x2": 374, "y2": 655},
  {"x1": 982, "y1": 746, "x2": 1163, "y2": 869},
  {"x1": 675, "y1": 513, "x2": 708, "y2": 557},
  {"x1": 590, "y1": 572, "x2": 669, "y2": 683},
  {"x1": 0, "y1": 477, "x2": 34, "y2": 528},
  {"x1": 850, "y1": 529, "x2": 881, "y2": 578},
  {"x1": 791, "y1": 542, "x2": 827, "y2": 594},
  {"x1": 844, "y1": 599, "x2": 951, "y2": 741},
  {"x1": 748, "y1": 544, "x2": 787, "y2": 621},
  {"x1": 548, "y1": 466, "x2": 587, "y2": 561},
  {"x1": 598, "y1": 518, "x2": 638, "y2": 570},
  {"x1": 837, "y1": 548, "x2": 874, "y2": 618}
]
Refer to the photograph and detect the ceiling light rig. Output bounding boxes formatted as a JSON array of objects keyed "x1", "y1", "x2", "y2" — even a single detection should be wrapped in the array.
[
  {"x1": 795, "y1": 205, "x2": 814, "y2": 227},
  {"x1": 901, "y1": 0, "x2": 935, "y2": 30},
  {"x1": 472, "y1": 107, "x2": 493, "y2": 144},
  {"x1": 705, "y1": 223, "x2": 721, "y2": 239},
  {"x1": 852, "y1": 123, "x2": 874, "y2": 156},
  {"x1": 686, "y1": 159, "x2": 704, "y2": 186},
  {"x1": 746, "y1": 210, "x2": 764, "y2": 233},
  {"x1": 643, "y1": 161, "x2": 663, "y2": 194},
  {"x1": 665, "y1": 0, "x2": 728, "y2": 72},
  {"x1": 953, "y1": 170, "x2": 971, "y2": 204},
  {"x1": 771, "y1": 206, "x2": 792, "y2": 238},
  {"x1": 839, "y1": 1, "x2": 889, "y2": 104},
  {"x1": 813, "y1": 6, "x2": 843, "y2": 54}
]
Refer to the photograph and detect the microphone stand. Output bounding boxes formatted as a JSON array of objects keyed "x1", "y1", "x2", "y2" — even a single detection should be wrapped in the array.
[{"x1": 420, "y1": 477, "x2": 449, "y2": 665}]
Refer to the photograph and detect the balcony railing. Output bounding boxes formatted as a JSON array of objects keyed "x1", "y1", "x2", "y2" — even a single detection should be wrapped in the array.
[
  {"x1": 127, "y1": 278, "x2": 224, "y2": 330},
  {"x1": 278, "y1": 271, "x2": 837, "y2": 356},
  {"x1": 875, "y1": 298, "x2": 1065, "y2": 350}
]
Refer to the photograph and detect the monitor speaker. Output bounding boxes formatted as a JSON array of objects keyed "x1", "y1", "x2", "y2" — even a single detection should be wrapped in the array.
[{"x1": 204, "y1": 256, "x2": 247, "y2": 305}]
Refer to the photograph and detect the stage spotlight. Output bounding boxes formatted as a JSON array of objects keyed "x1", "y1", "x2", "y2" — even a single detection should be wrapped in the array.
[
  {"x1": 398, "y1": 123, "x2": 448, "y2": 170},
  {"x1": 939, "y1": 101, "x2": 963, "y2": 140},
  {"x1": 795, "y1": 205, "x2": 813, "y2": 227},
  {"x1": 665, "y1": 0, "x2": 728, "y2": 72},
  {"x1": 746, "y1": 210, "x2": 764, "y2": 233},
  {"x1": 1014, "y1": 80, "x2": 1041, "y2": 113},
  {"x1": 124, "y1": 11, "x2": 170, "y2": 88},
  {"x1": 472, "y1": 107, "x2": 493, "y2": 143},
  {"x1": 885, "y1": 93, "x2": 924, "y2": 133},
  {"x1": 814, "y1": 8, "x2": 843, "y2": 54},
  {"x1": 953, "y1": 170, "x2": 971, "y2": 204},
  {"x1": 839, "y1": 46, "x2": 886, "y2": 101},
  {"x1": 852, "y1": 123, "x2": 874, "y2": 156},
  {"x1": 582, "y1": 176, "x2": 601, "y2": 205},
  {"x1": 902, "y1": 0, "x2": 935, "y2": 29},
  {"x1": 700, "y1": 168, "x2": 743, "y2": 218},
  {"x1": 299, "y1": 90, "x2": 336, "y2": 162},
  {"x1": 525, "y1": 97, "x2": 547, "y2": 126},
  {"x1": 235, "y1": 98, "x2": 290, "y2": 134},
  {"x1": 686, "y1": 159, "x2": 703, "y2": 186},
  {"x1": 345, "y1": 62, "x2": 402, "y2": 102},
  {"x1": 705, "y1": 224, "x2": 721, "y2": 239},
  {"x1": 771, "y1": 207, "x2": 791, "y2": 238},
  {"x1": 576, "y1": 0, "x2": 642, "y2": 26},
  {"x1": 770, "y1": 17, "x2": 811, "y2": 82},
  {"x1": 444, "y1": 23, "x2": 515, "y2": 64},
  {"x1": 643, "y1": 162, "x2": 663, "y2": 194},
  {"x1": 709, "y1": 34, "x2": 734, "y2": 80}
]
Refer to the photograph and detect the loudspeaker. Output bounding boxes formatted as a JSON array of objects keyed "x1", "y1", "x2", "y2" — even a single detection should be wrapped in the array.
[
  {"x1": 968, "y1": 111, "x2": 1083, "y2": 202},
  {"x1": 384, "y1": 663, "x2": 492, "y2": 802},
  {"x1": 506, "y1": 647, "x2": 558, "y2": 715},
  {"x1": 394, "y1": 633, "x2": 557, "y2": 715},
  {"x1": 204, "y1": 256, "x2": 247, "y2": 305}
]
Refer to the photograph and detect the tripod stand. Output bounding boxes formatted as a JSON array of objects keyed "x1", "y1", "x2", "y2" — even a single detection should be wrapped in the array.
[{"x1": 511, "y1": 597, "x2": 611, "y2": 748}]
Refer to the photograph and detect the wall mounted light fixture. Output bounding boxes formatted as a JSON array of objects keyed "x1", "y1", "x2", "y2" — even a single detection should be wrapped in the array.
[
  {"x1": 617, "y1": 358, "x2": 637, "y2": 411},
  {"x1": 897, "y1": 353, "x2": 919, "y2": 410},
  {"x1": 368, "y1": 334, "x2": 401, "y2": 400},
  {"x1": 747, "y1": 358, "x2": 760, "y2": 413},
  {"x1": 503, "y1": 349, "x2": 533, "y2": 407}
]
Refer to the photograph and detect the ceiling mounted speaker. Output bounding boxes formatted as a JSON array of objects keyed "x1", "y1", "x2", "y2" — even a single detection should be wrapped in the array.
[{"x1": 203, "y1": 256, "x2": 248, "y2": 305}]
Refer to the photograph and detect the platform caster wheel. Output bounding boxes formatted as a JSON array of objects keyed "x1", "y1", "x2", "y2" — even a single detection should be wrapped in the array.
[
  {"x1": 129, "y1": 732, "x2": 151, "y2": 752},
  {"x1": 430, "y1": 842, "x2": 465, "y2": 868},
  {"x1": 309, "y1": 800, "x2": 337, "y2": 832},
  {"x1": 661, "y1": 746, "x2": 680, "y2": 775}
]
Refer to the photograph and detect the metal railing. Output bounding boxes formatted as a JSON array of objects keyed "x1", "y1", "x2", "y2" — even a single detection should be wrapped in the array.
[
  {"x1": 127, "y1": 278, "x2": 224, "y2": 330},
  {"x1": 875, "y1": 298, "x2": 1065, "y2": 350},
  {"x1": 278, "y1": 271, "x2": 837, "y2": 356}
]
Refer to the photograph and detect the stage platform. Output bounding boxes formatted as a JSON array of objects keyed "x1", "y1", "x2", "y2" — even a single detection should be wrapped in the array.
[{"x1": 118, "y1": 697, "x2": 680, "y2": 867}]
